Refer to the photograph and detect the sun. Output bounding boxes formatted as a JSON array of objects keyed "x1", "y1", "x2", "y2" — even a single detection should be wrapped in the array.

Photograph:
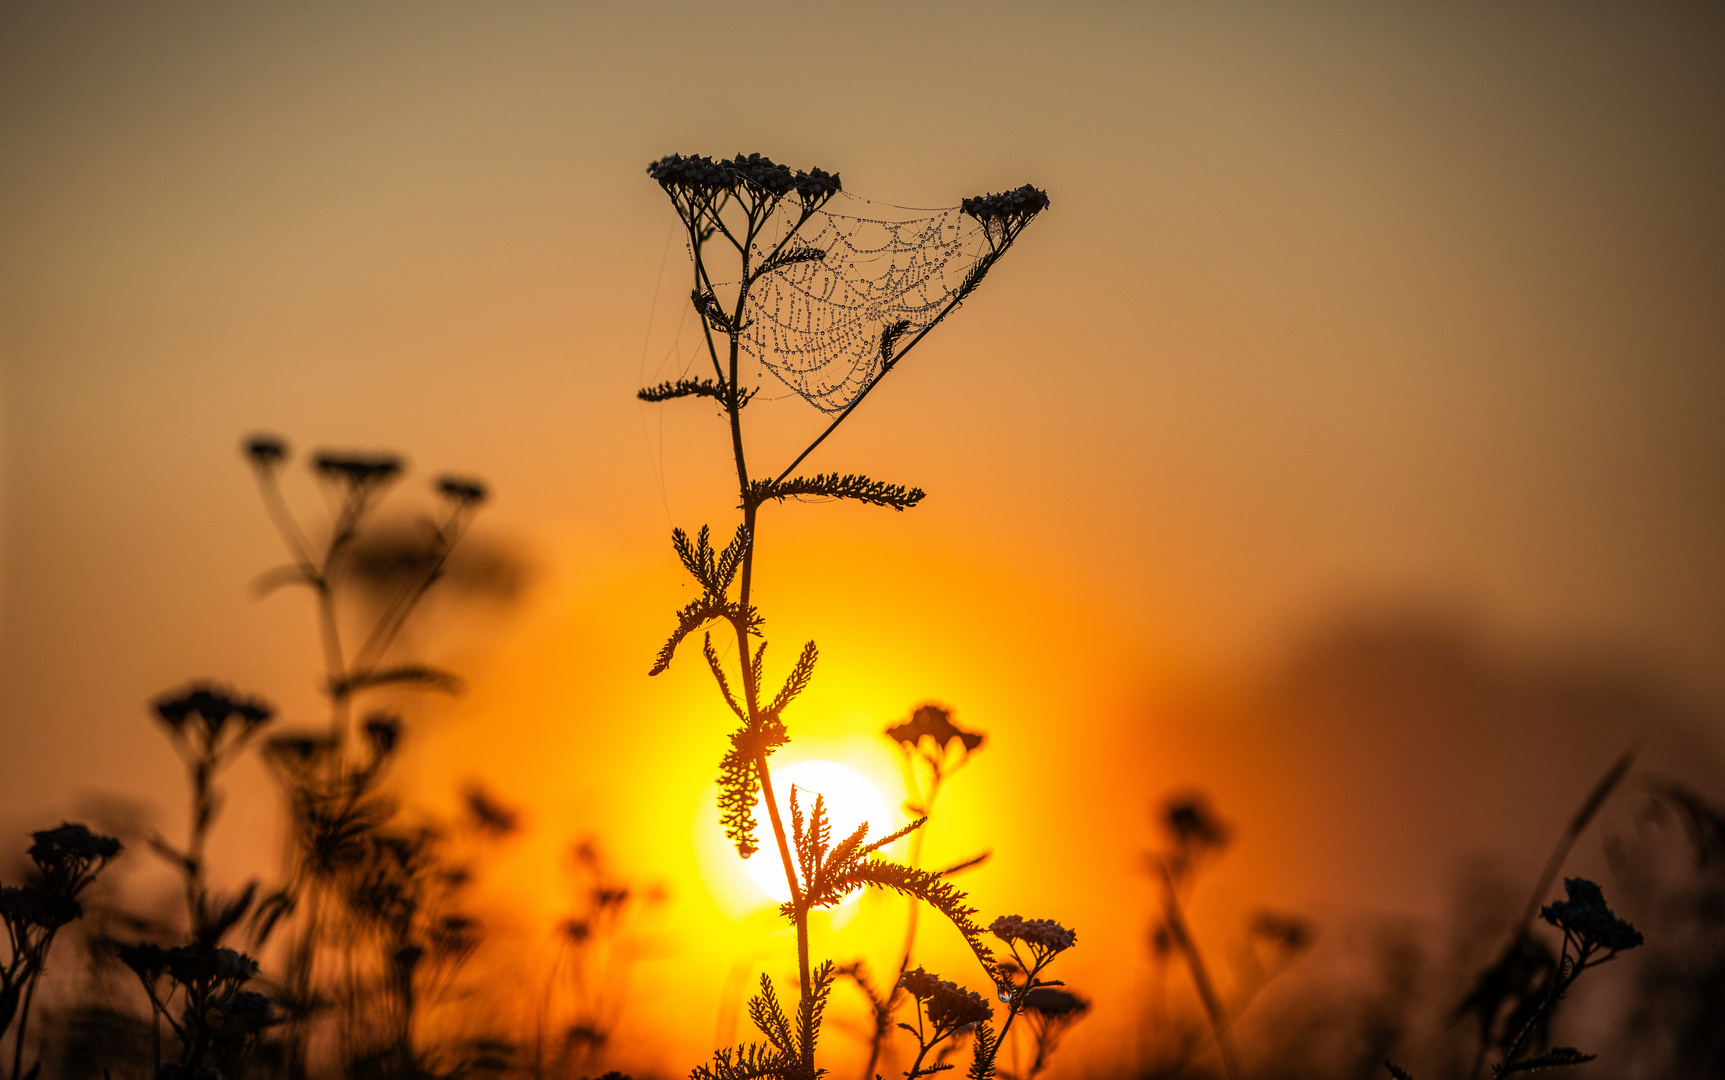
[{"x1": 743, "y1": 759, "x2": 895, "y2": 905}]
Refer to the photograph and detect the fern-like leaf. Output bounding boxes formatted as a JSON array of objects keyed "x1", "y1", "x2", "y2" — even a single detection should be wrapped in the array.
[
  {"x1": 691, "y1": 288, "x2": 740, "y2": 334},
  {"x1": 936, "y1": 850, "x2": 991, "y2": 877},
  {"x1": 967, "y1": 1021, "x2": 998, "y2": 1080},
  {"x1": 880, "y1": 319, "x2": 913, "y2": 362},
  {"x1": 954, "y1": 250, "x2": 998, "y2": 305},
  {"x1": 652, "y1": 523, "x2": 761, "y2": 674},
  {"x1": 798, "y1": 960, "x2": 836, "y2": 1067},
  {"x1": 768, "y1": 641, "x2": 818, "y2": 718},
  {"x1": 639, "y1": 376, "x2": 756, "y2": 407},
  {"x1": 1498, "y1": 1048, "x2": 1596, "y2": 1075},
  {"x1": 789, "y1": 790, "x2": 833, "y2": 899},
  {"x1": 1384, "y1": 1062, "x2": 1414, "y2": 1080},
  {"x1": 331, "y1": 664, "x2": 462, "y2": 698},
  {"x1": 673, "y1": 525, "x2": 716, "y2": 586},
  {"x1": 715, "y1": 524, "x2": 750, "y2": 591},
  {"x1": 650, "y1": 594, "x2": 758, "y2": 676},
  {"x1": 673, "y1": 523, "x2": 748, "y2": 591},
  {"x1": 830, "y1": 858, "x2": 1000, "y2": 980},
  {"x1": 748, "y1": 473, "x2": 926, "y2": 512},
  {"x1": 860, "y1": 816, "x2": 927, "y2": 856},
  {"x1": 809, "y1": 821, "x2": 870, "y2": 906},
  {"x1": 779, "y1": 818, "x2": 924, "y2": 919},
  {"x1": 717, "y1": 746, "x2": 762, "y2": 858},
  {"x1": 672, "y1": 525, "x2": 710, "y2": 583},
  {"x1": 716, "y1": 712, "x2": 787, "y2": 858},
  {"x1": 689, "y1": 1042, "x2": 792, "y2": 1080},
  {"x1": 748, "y1": 975, "x2": 796, "y2": 1056},
  {"x1": 755, "y1": 246, "x2": 827, "y2": 278}
]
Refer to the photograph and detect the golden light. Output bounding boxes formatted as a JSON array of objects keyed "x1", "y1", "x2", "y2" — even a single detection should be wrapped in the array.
[{"x1": 743, "y1": 759, "x2": 894, "y2": 905}]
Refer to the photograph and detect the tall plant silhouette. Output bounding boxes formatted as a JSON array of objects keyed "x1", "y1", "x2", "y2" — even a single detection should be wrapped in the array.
[
  {"x1": 239, "y1": 436, "x2": 495, "y2": 1077},
  {"x1": 118, "y1": 685, "x2": 278, "y2": 1076},
  {"x1": 639, "y1": 153, "x2": 1063, "y2": 1080}
]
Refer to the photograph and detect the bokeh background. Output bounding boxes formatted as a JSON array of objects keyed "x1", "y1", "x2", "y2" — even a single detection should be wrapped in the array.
[{"x1": 2, "y1": 2, "x2": 1722, "y2": 1075}]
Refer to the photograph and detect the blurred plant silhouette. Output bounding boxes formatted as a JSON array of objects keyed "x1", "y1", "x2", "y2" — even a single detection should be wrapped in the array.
[
  {"x1": 1610, "y1": 781, "x2": 1725, "y2": 1075},
  {"x1": 17, "y1": 437, "x2": 513, "y2": 1078},
  {"x1": 639, "y1": 153, "x2": 1063, "y2": 1080},
  {"x1": 236, "y1": 436, "x2": 508, "y2": 1078},
  {"x1": 1141, "y1": 794, "x2": 1310, "y2": 1080},
  {"x1": 1386, "y1": 875, "x2": 1643, "y2": 1080},
  {"x1": 2, "y1": 823, "x2": 121, "y2": 1078},
  {"x1": 8, "y1": 438, "x2": 506, "y2": 1078},
  {"x1": 1011, "y1": 988, "x2": 1089, "y2": 1080},
  {"x1": 534, "y1": 838, "x2": 664, "y2": 1080},
  {"x1": 117, "y1": 684, "x2": 279, "y2": 1077}
]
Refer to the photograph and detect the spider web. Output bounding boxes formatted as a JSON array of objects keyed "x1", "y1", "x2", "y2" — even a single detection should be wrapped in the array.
[{"x1": 738, "y1": 194, "x2": 987, "y2": 413}]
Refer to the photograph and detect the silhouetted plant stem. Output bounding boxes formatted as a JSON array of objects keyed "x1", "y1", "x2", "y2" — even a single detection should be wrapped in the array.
[
  {"x1": 861, "y1": 772, "x2": 938, "y2": 1080},
  {"x1": 894, "y1": 769, "x2": 941, "y2": 958},
  {"x1": 645, "y1": 155, "x2": 1052, "y2": 1080},
  {"x1": 11, "y1": 979, "x2": 37, "y2": 1080},
  {"x1": 1154, "y1": 860, "x2": 1240, "y2": 1080},
  {"x1": 754, "y1": 750, "x2": 812, "y2": 1051},
  {"x1": 690, "y1": 187, "x2": 821, "y2": 1060},
  {"x1": 676, "y1": 174, "x2": 821, "y2": 1050}
]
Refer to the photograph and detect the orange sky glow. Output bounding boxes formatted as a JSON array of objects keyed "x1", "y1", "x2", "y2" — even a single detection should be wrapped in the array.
[{"x1": 2, "y1": 3, "x2": 1723, "y2": 1076}]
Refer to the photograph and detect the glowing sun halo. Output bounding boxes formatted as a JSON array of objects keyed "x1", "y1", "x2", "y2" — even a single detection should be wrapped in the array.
[{"x1": 744, "y1": 759, "x2": 894, "y2": 904}]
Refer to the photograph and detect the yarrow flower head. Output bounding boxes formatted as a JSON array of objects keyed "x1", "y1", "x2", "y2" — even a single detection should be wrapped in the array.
[
  {"x1": 312, "y1": 451, "x2": 403, "y2": 488},
  {"x1": 900, "y1": 966, "x2": 993, "y2": 1031},
  {"x1": 166, "y1": 944, "x2": 260, "y2": 986},
  {"x1": 961, "y1": 184, "x2": 1050, "y2": 249},
  {"x1": 262, "y1": 732, "x2": 339, "y2": 777},
  {"x1": 795, "y1": 166, "x2": 841, "y2": 203},
  {"x1": 242, "y1": 434, "x2": 287, "y2": 468},
  {"x1": 989, "y1": 915, "x2": 1077, "y2": 955},
  {"x1": 153, "y1": 684, "x2": 274, "y2": 744},
  {"x1": 647, "y1": 153, "x2": 840, "y2": 207},
  {"x1": 1023, "y1": 987, "x2": 1089, "y2": 1019},
  {"x1": 1163, "y1": 794, "x2": 1230, "y2": 853},
  {"x1": 1540, "y1": 877, "x2": 1643, "y2": 954},
  {"x1": 216, "y1": 989, "x2": 275, "y2": 1040},
  {"x1": 435, "y1": 475, "x2": 488, "y2": 506},
  {"x1": 0, "y1": 885, "x2": 81, "y2": 929},
  {"x1": 1249, "y1": 910, "x2": 1313, "y2": 953},
  {"x1": 118, "y1": 941, "x2": 172, "y2": 981},
  {"x1": 727, "y1": 153, "x2": 797, "y2": 197},
  {"x1": 887, "y1": 703, "x2": 984, "y2": 757},
  {"x1": 29, "y1": 822, "x2": 122, "y2": 870}
]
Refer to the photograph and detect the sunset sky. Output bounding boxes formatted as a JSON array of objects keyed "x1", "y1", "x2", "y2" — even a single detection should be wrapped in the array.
[{"x1": 2, "y1": 3, "x2": 1722, "y2": 1074}]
